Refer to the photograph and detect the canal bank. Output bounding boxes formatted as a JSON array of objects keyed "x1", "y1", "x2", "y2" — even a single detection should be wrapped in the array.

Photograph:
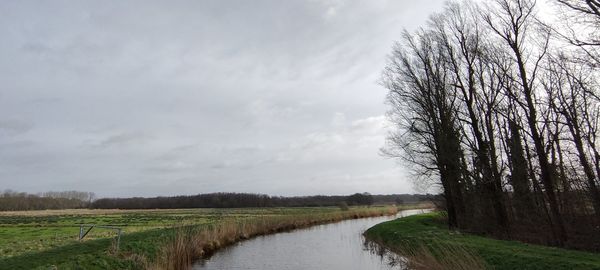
[
  {"x1": 192, "y1": 209, "x2": 429, "y2": 270},
  {"x1": 364, "y1": 212, "x2": 600, "y2": 270}
]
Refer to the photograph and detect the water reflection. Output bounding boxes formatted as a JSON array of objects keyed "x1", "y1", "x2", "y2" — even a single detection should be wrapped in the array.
[
  {"x1": 193, "y1": 209, "x2": 428, "y2": 270},
  {"x1": 362, "y1": 237, "x2": 410, "y2": 269}
]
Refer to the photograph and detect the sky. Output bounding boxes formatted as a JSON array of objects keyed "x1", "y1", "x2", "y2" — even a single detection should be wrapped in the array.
[{"x1": 0, "y1": 0, "x2": 447, "y2": 198}]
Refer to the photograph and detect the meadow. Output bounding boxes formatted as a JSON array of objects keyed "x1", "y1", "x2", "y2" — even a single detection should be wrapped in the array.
[{"x1": 0, "y1": 205, "x2": 403, "y2": 269}]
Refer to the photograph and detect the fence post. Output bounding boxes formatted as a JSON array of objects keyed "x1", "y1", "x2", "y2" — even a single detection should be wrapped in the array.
[{"x1": 116, "y1": 228, "x2": 122, "y2": 251}]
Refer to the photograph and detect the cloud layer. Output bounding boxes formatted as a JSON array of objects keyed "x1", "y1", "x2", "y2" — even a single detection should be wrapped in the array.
[{"x1": 0, "y1": 0, "x2": 445, "y2": 197}]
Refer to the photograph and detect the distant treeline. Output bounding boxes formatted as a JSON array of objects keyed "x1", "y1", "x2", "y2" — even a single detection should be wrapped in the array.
[
  {"x1": 0, "y1": 190, "x2": 433, "y2": 211},
  {"x1": 0, "y1": 190, "x2": 95, "y2": 211},
  {"x1": 90, "y1": 192, "x2": 434, "y2": 209}
]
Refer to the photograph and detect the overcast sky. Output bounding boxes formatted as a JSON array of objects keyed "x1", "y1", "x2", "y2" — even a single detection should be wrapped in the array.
[{"x1": 0, "y1": 0, "x2": 447, "y2": 198}]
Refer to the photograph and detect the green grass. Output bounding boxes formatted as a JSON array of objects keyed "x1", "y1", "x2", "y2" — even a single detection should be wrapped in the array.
[
  {"x1": 0, "y1": 207, "x2": 340, "y2": 258},
  {"x1": 0, "y1": 206, "x2": 399, "y2": 269},
  {"x1": 364, "y1": 212, "x2": 600, "y2": 270}
]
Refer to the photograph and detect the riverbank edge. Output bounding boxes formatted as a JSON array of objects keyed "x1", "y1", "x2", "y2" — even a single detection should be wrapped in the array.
[
  {"x1": 363, "y1": 212, "x2": 600, "y2": 270},
  {"x1": 151, "y1": 205, "x2": 423, "y2": 270}
]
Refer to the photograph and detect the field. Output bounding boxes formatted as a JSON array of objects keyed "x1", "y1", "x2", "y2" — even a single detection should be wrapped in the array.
[
  {"x1": 364, "y1": 212, "x2": 600, "y2": 270},
  {"x1": 0, "y1": 208, "x2": 329, "y2": 258},
  {"x1": 0, "y1": 205, "x2": 404, "y2": 269}
]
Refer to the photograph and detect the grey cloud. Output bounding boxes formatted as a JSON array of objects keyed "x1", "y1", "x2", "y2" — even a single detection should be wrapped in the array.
[
  {"x1": 0, "y1": 119, "x2": 33, "y2": 136},
  {"x1": 0, "y1": 140, "x2": 35, "y2": 150},
  {"x1": 210, "y1": 162, "x2": 228, "y2": 170},
  {"x1": 97, "y1": 131, "x2": 152, "y2": 148},
  {"x1": 21, "y1": 42, "x2": 53, "y2": 54},
  {"x1": 0, "y1": 0, "x2": 446, "y2": 197}
]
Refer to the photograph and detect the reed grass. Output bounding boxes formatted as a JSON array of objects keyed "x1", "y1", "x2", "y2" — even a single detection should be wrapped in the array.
[
  {"x1": 365, "y1": 237, "x2": 487, "y2": 270},
  {"x1": 148, "y1": 206, "x2": 398, "y2": 270},
  {"x1": 406, "y1": 244, "x2": 487, "y2": 270}
]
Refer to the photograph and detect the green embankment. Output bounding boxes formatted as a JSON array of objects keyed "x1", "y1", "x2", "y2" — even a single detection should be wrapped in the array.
[{"x1": 364, "y1": 212, "x2": 600, "y2": 270}]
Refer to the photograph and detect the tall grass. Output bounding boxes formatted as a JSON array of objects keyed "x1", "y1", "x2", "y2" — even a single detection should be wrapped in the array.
[
  {"x1": 147, "y1": 206, "x2": 398, "y2": 270},
  {"x1": 396, "y1": 243, "x2": 487, "y2": 270},
  {"x1": 365, "y1": 237, "x2": 488, "y2": 270}
]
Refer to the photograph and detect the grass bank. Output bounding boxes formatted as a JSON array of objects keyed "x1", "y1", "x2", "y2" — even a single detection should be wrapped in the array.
[
  {"x1": 364, "y1": 212, "x2": 600, "y2": 270},
  {"x1": 0, "y1": 205, "x2": 419, "y2": 270}
]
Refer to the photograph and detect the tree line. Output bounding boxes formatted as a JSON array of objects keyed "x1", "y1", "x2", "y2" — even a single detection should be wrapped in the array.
[
  {"x1": 0, "y1": 190, "x2": 432, "y2": 211},
  {"x1": 90, "y1": 192, "x2": 433, "y2": 209},
  {"x1": 0, "y1": 190, "x2": 94, "y2": 211},
  {"x1": 382, "y1": 0, "x2": 600, "y2": 251}
]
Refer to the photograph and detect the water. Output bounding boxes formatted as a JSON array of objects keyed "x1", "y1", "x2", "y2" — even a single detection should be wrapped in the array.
[{"x1": 192, "y1": 209, "x2": 429, "y2": 270}]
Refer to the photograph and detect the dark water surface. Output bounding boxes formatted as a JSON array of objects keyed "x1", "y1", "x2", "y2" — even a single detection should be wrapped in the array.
[{"x1": 192, "y1": 209, "x2": 429, "y2": 270}]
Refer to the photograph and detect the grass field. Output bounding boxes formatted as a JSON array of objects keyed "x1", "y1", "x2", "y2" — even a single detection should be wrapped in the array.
[
  {"x1": 0, "y1": 207, "x2": 333, "y2": 258},
  {"x1": 364, "y1": 212, "x2": 600, "y2": 270},
  {"x1": 0, "y1": 205, "x2": 405, "y2": 269}
]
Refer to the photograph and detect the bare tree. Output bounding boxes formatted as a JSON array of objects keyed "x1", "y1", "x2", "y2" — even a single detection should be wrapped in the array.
[
  {"x1": 482, "y1": 0, "x2": 568, "y2": 244},
  {"x1": 543, "y1": 53, "x2": 600, "y2": 217},
  {"x1": 430, "y1": 2, "x2": 511, "y2": 235},
  {"x1": 382, "y1": 0, "x2": 600, "y2": 250},
  {"x1": 554, "y1": 0, "x2": 600, "y2": 66},
  {"x1": 382, "y1": 29, "x2": 467, "y2": 228}
]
